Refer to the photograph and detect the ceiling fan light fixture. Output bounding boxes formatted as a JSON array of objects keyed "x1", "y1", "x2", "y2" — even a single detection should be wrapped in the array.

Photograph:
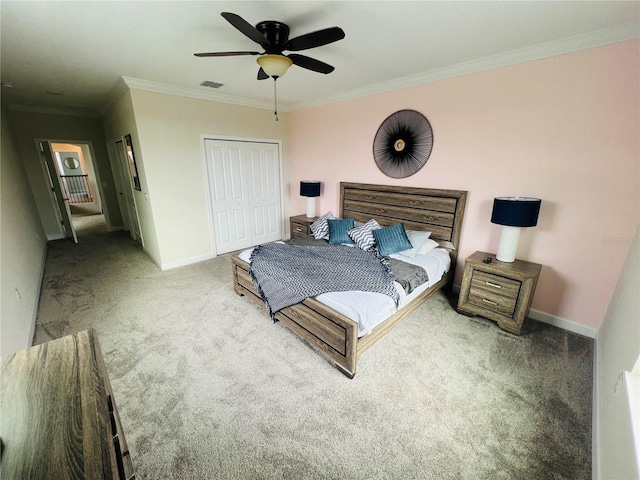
[{"x1": 257, "y1": 54, "x2": 292, "y2": 78}]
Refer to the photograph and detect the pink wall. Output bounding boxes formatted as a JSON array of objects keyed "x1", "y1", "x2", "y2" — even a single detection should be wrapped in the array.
[{"x1": 288, "y1": 40, "x2": 639, "y2": 330}]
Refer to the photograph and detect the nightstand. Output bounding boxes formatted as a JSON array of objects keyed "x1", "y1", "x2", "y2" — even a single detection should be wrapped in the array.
[
  {"x1": 457, "y1": 251, "x2": 542, "y2": 335},
  {"x1": 290, "y1": 214, "x2": 317, "y2": 238}
]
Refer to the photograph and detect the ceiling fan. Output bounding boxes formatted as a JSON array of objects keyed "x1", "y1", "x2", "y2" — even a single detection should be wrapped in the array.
[{"x1": 194, "y1": 12, "x2": 346, "y2": 81}]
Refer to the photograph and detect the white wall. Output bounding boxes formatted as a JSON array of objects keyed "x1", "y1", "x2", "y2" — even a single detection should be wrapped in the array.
[
  {"x1": 596, "y1": 225, "x2": 640, "y2": 479},
  {"x1": 102, "y1": 90, "x2": 162, "y2": 264},
  {"x1": 118, "y1": 89, "x2": 290, "y2": 269},
  {"x1": 0, "y1": 111, "x2": 47, "y2": 355}
]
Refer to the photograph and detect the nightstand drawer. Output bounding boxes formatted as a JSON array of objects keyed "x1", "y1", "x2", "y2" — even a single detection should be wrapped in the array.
[
  {"x1": 470, "y1": 271, "x2": 521, "y2": 300},
  {"x1": 468, "y1": 288, "x2": 517, "y2": 317},
  {"x1": 468, "y1": 271, "x2": 521, "y2": 317},
  {"x1": 291, "y1": 222, "x2": 310, "y2": 238},
  {"x1": 290, "y1": 215, "x2": 317, "y2": 239}
]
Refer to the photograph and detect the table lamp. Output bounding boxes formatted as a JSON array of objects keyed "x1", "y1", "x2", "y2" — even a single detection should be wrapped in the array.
[
  {"x1": 300, "y1": 181, "x2": 321, "y2": 218},
  {"x1": 491, "y1": 197, "x2": 541, "y2": 262}
]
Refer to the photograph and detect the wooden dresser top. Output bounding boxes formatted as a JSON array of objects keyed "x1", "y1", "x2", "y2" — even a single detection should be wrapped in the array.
[{"x1": 1, "y1": 330, "x2": 120, "y2": 479}]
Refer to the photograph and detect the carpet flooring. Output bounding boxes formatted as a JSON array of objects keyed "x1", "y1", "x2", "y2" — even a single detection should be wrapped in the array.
[{"x1": 33, "y1": 214, "x2": 593, "y2": 479}]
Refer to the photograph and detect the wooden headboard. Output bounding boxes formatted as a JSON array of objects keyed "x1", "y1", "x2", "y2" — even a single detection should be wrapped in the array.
[{"x1": 339, "y1": 182, "x2": 467, "y2": 264}]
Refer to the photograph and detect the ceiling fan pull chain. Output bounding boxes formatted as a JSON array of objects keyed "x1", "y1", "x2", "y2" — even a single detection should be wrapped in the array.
[{"x1": 273, "y1": 78, "x2": 279, "y2": 122}]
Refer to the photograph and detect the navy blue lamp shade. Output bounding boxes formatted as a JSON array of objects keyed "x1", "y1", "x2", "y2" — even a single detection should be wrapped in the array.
[
  {"x1": 491, "y1": 197, "x2": 541, "y2": 227},
  {"x1": 300, "y1": 181, "x2": 321, "y2": 218},
  {"x1": 300, "y1": 181, "x2": 321, "y2": 197}
]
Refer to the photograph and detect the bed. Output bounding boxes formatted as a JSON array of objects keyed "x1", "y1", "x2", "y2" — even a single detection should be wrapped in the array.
[{"x1": 231, "y1": 182, "x2": 467, "y2": 377}]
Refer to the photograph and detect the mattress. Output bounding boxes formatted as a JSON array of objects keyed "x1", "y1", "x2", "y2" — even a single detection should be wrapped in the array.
[{"x1": 238, "y1": 244, "x2": 450, "y2": 337}]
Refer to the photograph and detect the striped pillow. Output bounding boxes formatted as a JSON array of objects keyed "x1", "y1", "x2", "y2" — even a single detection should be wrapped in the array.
[
  {"x1": 328, "y1": 218, "x2": 355, "y2": 245},
  {"x1": 310, "y1": 211, "x2": 334, "y2": 239},
  {"x1": 348, "y1": 219, "x2": 380, "y2": 250},
  {"x1": 373, "y1": 223, "x2": 413, "y2": 256}
]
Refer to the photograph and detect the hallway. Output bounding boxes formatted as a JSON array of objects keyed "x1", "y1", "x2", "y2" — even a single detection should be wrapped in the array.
[
  {"x1": 34, "y1": 213, "x2": 147, "y2": 346},
  {"x1": 71, "y1": 213, "x2": 108, "y2": 237}
]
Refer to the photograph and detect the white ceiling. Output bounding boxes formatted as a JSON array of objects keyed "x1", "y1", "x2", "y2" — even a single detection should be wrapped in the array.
[{"x1": 1, "y1": 1, "x2": 638, "y2": 117}]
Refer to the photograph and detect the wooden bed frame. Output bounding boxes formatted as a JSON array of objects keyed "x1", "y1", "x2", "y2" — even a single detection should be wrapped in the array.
[{"x1": 231, "y1": 182, "x2": 467, "y2": 377}]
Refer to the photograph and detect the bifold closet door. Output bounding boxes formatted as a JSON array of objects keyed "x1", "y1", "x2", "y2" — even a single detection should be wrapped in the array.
[{"x1": 205, "y1": 139, "x2": 282, "y2": 254}]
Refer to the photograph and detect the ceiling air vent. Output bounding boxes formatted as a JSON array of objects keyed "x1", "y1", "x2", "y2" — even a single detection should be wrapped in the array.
[{"x1": 200, "y1": 81, "x2": 223, "y2": 89}]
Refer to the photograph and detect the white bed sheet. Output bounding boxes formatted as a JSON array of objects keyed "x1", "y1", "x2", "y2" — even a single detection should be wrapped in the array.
[{"x1": 238, "y1": 245, "x2": 451, "y2": 337}]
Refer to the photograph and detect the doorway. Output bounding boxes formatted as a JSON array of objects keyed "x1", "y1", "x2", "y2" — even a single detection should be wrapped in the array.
[
  {"x1": 204, "y1": 138, "x2": 283, "y2": 254},
  {"x1": 111, "y1": 137, "x2": 142, "y2": 245},
  {"x1": 37, "y1": 139, "x2": 110, "y2": 243},
  {"x1": 51, "y1": 142, "x2": 103, "y2": 231}
]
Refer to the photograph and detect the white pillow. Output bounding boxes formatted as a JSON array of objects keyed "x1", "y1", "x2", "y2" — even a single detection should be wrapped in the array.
[
  {"x1": 310, "y1": 211, "x2": 334, "y2": 239},
  {"x1": 397, "y1": 230, "x2": 432, "y2": 258},
  {"x1": 397, "y1": 238, "x2": 439, "y2": 258},
  {"x1": 418, "y1": 238, "x2": 440, "y2": 255},
  {"x1": 407, "y1": 230, "x2": 431, "y2": 246},
  {"x1": 436, "y1": 240, "x2": 456, "y2": 251}
]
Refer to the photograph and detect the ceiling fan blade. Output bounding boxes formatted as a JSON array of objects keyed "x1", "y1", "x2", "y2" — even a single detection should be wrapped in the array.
[
  {"x1": 284, "y1": 27, "x2": 345, "y2": 52},
  {"x1": 221, "y1": 12, "x2": 269, "y2": 47},
  {"x1": 194, "y1": 51, "x2": 260, "y2": 57},
  {"x1": 288, "y1": 54, "x2": 335, "y2": 74},
  {"x1": 257, "y1": 68, "x2": 269, "y2": 80}
]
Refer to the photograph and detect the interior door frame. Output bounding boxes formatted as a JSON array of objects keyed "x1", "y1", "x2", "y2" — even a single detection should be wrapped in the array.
[
  {"x1": 110, "y1": 136, "x2": 143, "y2": 245},
  {"x1": 201, "y1": 134, "x2": 285, "y2": 256},
  {"x1": 36, "y1": 140, "x2": 77, "y2": 242},
  {"x1": 107, "y1": 138, "x2": 131, "y2": 233},
  {"x1": 35, "y1": 138, "x2": 112, "y2": 231}
]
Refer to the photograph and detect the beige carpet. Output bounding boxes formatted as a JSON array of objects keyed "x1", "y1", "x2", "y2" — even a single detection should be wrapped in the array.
[{"x1": 34, "y1": 214, "x2": 593, "y2": 479}]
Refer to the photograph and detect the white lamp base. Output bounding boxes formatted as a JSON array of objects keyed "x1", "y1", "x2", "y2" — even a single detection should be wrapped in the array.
[
  {"x1": 496, "y1": 226, "x2": 521, "y2": 262},
  {"x1": 306, "y1": 197, "x2": 316, "y2": 218}
]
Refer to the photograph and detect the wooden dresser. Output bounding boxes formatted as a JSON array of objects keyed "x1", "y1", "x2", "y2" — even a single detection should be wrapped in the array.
[
  {"x1": 457, "y1": 251, "x2": 542, "y2": 335},
  {"x1": 0, "y1": 329, "x2": 135, "y2": 479}
]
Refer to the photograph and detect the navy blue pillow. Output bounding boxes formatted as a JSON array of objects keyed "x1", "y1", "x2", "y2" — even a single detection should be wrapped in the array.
[
  {"x1": 328, "y1": 218, "x2": 355, "y2": 245},
  {"x1": 373, "y1": 223, "x2": 413, "y2": 256}
]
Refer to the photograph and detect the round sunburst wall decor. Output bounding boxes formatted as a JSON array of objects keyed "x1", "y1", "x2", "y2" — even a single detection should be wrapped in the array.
[{"x1": 372, "y1": 109, "x2": 433, "y2": 178}]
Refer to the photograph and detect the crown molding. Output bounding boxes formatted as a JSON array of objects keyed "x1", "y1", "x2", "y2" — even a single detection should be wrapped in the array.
[
  {"x1": 120, "y1": 76, "x2": 287, "y2": 112},
  {"x1": 112, "y1": 25, "x2": 638, "y2": 114},
  {"x1": 290, "y1": 23, "x2": 640, "y2": 111}
]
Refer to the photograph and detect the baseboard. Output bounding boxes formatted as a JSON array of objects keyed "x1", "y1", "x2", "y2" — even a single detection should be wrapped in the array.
[
  {"x1": 27, "y1": 241, "x2": 48, "y2": 348},
  {"x1": 160, "y1": 252, "x2": 216, "y2": 271},
  {"x1": 46, "y1": 233, "x2": 65, "y2": 241},
  {"x1": 529, "y1": 308, "x2": 597, "y2": 338},
  {"x1": 452, "y1": 284, "x2": 598, "y2": 338},
  {"x1": 107, "y1": 224, "x2": 124, "y2": 232}
]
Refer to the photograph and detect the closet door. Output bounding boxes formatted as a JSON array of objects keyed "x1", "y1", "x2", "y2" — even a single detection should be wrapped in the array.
[
  {"x1": 246, "y1": 143, "x2": 281, "y2": 246},
  {"x1": 205, "y1": 139, "x2": 282, "y2": 254}
]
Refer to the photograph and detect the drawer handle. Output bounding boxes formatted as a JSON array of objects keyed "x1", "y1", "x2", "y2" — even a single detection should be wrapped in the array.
[
  {"x1": 482, "y1": 298, "x2": 499, "y2": 306},
  {"x1": 485, "y1": 281, "x2": 502, "y2": 289},
  {"x1": 295, "y1": 227, "x2": 303, "y2": 232}
]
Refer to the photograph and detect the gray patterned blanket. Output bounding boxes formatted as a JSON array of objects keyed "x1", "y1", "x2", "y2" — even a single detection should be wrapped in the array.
[
  {"x1": 286, "y1": 235, "x2": 428, "y2": 294},
  {"x1": 249, "y1": 243, "x2": 400, "y2": 317}
]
